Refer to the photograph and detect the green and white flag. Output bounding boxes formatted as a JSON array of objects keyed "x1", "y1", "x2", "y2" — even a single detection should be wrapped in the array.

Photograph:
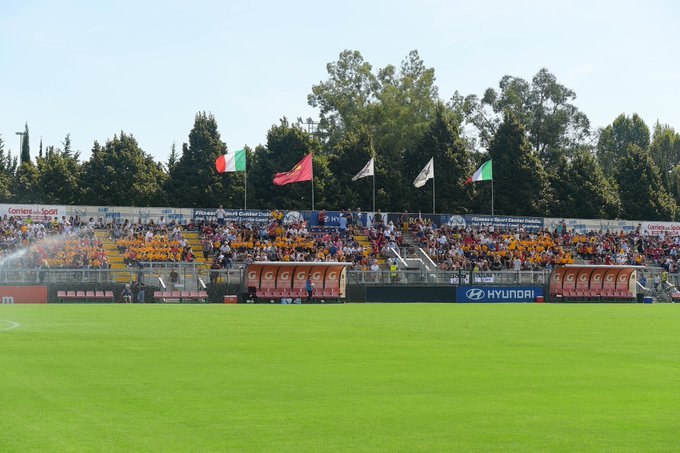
[
  {"x1": 466, "y1": 159, "x2": 492, "y2": 184},
  {"x1": 216, "y1": 149, "x2": 246, "y2": 173}
]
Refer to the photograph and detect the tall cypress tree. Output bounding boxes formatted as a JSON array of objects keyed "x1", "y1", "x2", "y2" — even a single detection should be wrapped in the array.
[
  {"x1": 616, "y1": 145, "x2": 676, "y2": 220},
  {"x1": 488, "y1": 111, "x2": 553, "y2": 216},
  {"x1": 166, "y1": 112, "x2": 235, "y2": 208},
  {"x1": 20, "y1": 123, "x2": 30, "y2": 164}
]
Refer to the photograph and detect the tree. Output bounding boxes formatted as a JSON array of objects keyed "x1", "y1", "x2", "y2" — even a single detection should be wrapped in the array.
[
  {"x1": 81, "y1": 132, "x2": 167, "y2": 206},
  {"x1": 649, "y1": 122, "x2": 680, "y2": 194},
  {"x1": 325, "y1": 127, "x2": 375, "y2": 210},
  {"x1": 487, "y1": 111, "x2": 553, "y2": 216},
  {"x1": 249, "y1": 118, "x2": 327, "y2": 210},
  {"x1": 405, "y1": 103, "x2": 473, "y2": 213},
  {"x1": 20, "y1": 123, "x2": 30, "y2": 164},
  {"x1": 61, "y1": 133, "x2": 78, "y2": 159},
  {"x1": 37, "y1": 145, "x2": 83, "y2": 204},
  {"x1": 616, "y1": 145, "x2": 676, "y2": 220},
  {"x1": 0, "y1": 136, "x2": 16, "y2": 201},
  {"x1": 166, "y1": 112, "x2": 242, "y2": 208},
  {"x1": 12, "y1": 162, "x2": 41, "y2": 203},
  {"x1": 462, "y1": 68, "x2": 590, "y2": 168},
  {"x1": 551, "y1": 150, "x2": 621, "y2": 219},
  {"x1": 308, "y1": 50, "x2": 379, "y2": 144},
  {"x1": 597, "y1": 113, "x2": 650, "y2": 177},
  {"x1": 167, "y1": 142, "x2": 178, "y2": 173},
  {"x1": 308, "y1": 50, "x2": 441, "y2": 210}
]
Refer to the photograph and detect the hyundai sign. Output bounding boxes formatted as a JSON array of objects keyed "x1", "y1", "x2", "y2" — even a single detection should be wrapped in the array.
[{"x1": 457, "y1": 286, "x2": 543, "y2": 303}]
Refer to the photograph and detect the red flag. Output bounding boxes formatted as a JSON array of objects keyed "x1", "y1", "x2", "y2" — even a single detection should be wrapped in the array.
[{"x1": 273, "y1": 153, "x2": 313, "y2": 186}]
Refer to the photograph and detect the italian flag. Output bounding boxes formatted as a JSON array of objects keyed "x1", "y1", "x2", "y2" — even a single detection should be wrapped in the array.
[
  {"x1": 216, "y1": 149, "x2": 246, "y2": 173},
  {"x1": 465, "y1": 159, "x2": 492, "y2": 184}
]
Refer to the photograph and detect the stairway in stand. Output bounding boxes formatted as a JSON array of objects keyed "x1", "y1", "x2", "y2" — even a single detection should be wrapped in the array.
[
  {"x1": 95, "y1": 230, "x2": 130, "y2": 283},
  {"x1": 184, "y1": 231, "x2": 209, "y2": 269},
  {"x1": 354, "y1": 230, "x2": 384, "y2": 266}
]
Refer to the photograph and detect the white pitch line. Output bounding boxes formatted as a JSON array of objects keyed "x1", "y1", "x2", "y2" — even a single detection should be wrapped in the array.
[{"x1": 0, "y1": 320, "x2": 21, "y2": 332}]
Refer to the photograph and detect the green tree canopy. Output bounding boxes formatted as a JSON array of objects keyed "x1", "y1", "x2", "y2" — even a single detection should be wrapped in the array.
[
  {"x1": 597, "y1": 113, "x2": 650, "y2": 177},
  {"x1": 81, "y1": 132, "x2": 167, "y2": 206},
  {"x1": 405, "y1": 103, "x2": 473, "y2": 213},
  {"x1": 487, "y1": 111, "x2": 553, "y2": 216},
  {"x1": 37, "y1": 145, "x2": 83, "y2": 205},
  {"x1": 166, "y1": 112, "x2": 243, "y2": 208},
  {"x1": 551, "y1": 150, "x2": 621, "y2": 219},
  {"x1": 249, "y1": 118, "x2": 326, "y2": 210},
  {"x1": 616, "y1": 145, "x2": 676, "y2": 220},
  {"x1": 463, "y1": 68, "x2": 590, "y2": 168}
]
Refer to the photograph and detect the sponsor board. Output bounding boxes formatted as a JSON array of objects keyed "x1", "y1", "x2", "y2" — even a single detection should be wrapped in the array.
[
  {"x1": 310, "y1": 210, "x2": 350, "y2": 227},
  {"x1": 0, "y1": 204, "x2": 66, "y2": 221},
  {"x1": 0, "y1": 286, "x2": 48, "y2": 304},
  {"x1": 464, "y1": 215, "x2": 543, "y2": 231},
  {"x1": 640, "y1": 221, "x2": 680, "y2": 236},
  {"x1": 192, "y1": 209, "x2": 274, "y2": 224},
  {"x1": 457, "y1": 285, "x2": 543, "y2": 303}
]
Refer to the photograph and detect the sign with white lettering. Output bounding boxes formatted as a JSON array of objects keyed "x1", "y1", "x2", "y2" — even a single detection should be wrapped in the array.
[{"x1": 456, "y1": 286, "x2": 543, "y2": 303}]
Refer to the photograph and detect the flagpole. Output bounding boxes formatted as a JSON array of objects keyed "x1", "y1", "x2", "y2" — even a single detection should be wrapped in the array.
[
  {"x1": 491, "y1": 178, "x2": 494, "y2": 216},
  {"x1": 432, "y1": 174, "x2": 435, "y2": 214},
  {"x1": 372, "y1": 172, "x2": 376, "y2": 213},
  {"x1": 244, "y1": 170, "x2": 247, "y2": 209},
  {"x1": 312, "y1": 178, "x2": 315, "y2": 211}
]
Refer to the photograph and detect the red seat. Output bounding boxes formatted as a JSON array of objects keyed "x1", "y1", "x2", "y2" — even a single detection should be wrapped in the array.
[
  {"x1": 95, "y1": 291, "x2": 105, "y2": 299},
  {"x1": 104, "y1": 291, "x2": 114, "y2": 300},
  {"x1": 171, "y1": 291, "x2": 181, "y2": 298},
  {"x1": 86, "y1": 291, "x2": 96, "y2": 300},
  {"x1": 57, "y1": 291, "x2": 67, "y2": 299},
  {"x1": 189, "y1": 291, "x2": 199, "y2": 298},
  {"x1": 618, "y1": 290, "x2": 633, "y2": 300},
  {"x1": 180, "y1": 291, "x2": 191, "y2": 298},
  {"x1": 198, "y1": 291, "x2": 208, "y2": 298},
  {"x1": 76, "y1": 291, "x2": 86, "y2": 299},
  {"x1": 153, "y1": 291, "x2": 163, "y2": 299},
  {"x1": 562, "y1": 288, "x2": 576, "y2": 298}
]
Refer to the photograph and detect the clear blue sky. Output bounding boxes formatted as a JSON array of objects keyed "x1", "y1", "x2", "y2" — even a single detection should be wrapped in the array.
[{"x1": 2, "y1": 0, "x2": 679, "y2": 163}]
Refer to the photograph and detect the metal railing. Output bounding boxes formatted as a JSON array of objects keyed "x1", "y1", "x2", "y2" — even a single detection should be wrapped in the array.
[{"x1": 347, "y1": 269, "x2": 550, "y2": 286}]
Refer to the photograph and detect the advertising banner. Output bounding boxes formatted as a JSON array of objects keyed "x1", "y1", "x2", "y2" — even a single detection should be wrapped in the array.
[
  {"x1": 457, "y1": 286, "x2": 543, "y2": 303},
  {"x1": 0, "y1": 204, "x2": 66, "y2": 221},
  {"x1": 640, "y1": 221, "x2": 680, "y2": 236},
  {"x1": 69, "y1": 206, "x2": 192, "y2": 223},
  {"x1": 192, "y1": 208, "x2": 274, "y2": 224},
  {"x1": 309, "y1": 210, "x2": 345, "y2": 227},
  {"x1": 463, "y1": 215, "x2": 543, "y2": 231},
  {"x1": 0, "y1": 286, "x2": 48, "y2": 304}
]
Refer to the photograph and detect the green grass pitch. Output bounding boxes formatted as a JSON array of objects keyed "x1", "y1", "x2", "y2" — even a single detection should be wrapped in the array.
[{"x1": 1, "y1": 304, "x2": 680, "y2": 452}]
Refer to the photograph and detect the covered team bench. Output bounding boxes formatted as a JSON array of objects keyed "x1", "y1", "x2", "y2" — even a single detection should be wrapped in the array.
[
  {"x1": 549, "y1": 265, "x2": 643, "y2": 303},
  {"x1": 246, "y1": 262, "x2": 350, "y2": 303},
  {"x1": 57, "y1": 290, "x2": 115, "y2": 303}
]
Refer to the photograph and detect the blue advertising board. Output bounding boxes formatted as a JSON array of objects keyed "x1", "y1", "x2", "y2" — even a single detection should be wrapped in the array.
[{"x1": 457, "y1": 286, "x2": 543, "y2": 303}]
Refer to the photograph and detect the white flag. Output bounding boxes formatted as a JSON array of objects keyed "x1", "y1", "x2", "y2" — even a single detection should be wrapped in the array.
[
  {"x1": 351, "y1": 157, "x2": 374, "y2": 181},
  {"x1": 413, "y1": 158, "x2": 434, "y2": 188}
]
